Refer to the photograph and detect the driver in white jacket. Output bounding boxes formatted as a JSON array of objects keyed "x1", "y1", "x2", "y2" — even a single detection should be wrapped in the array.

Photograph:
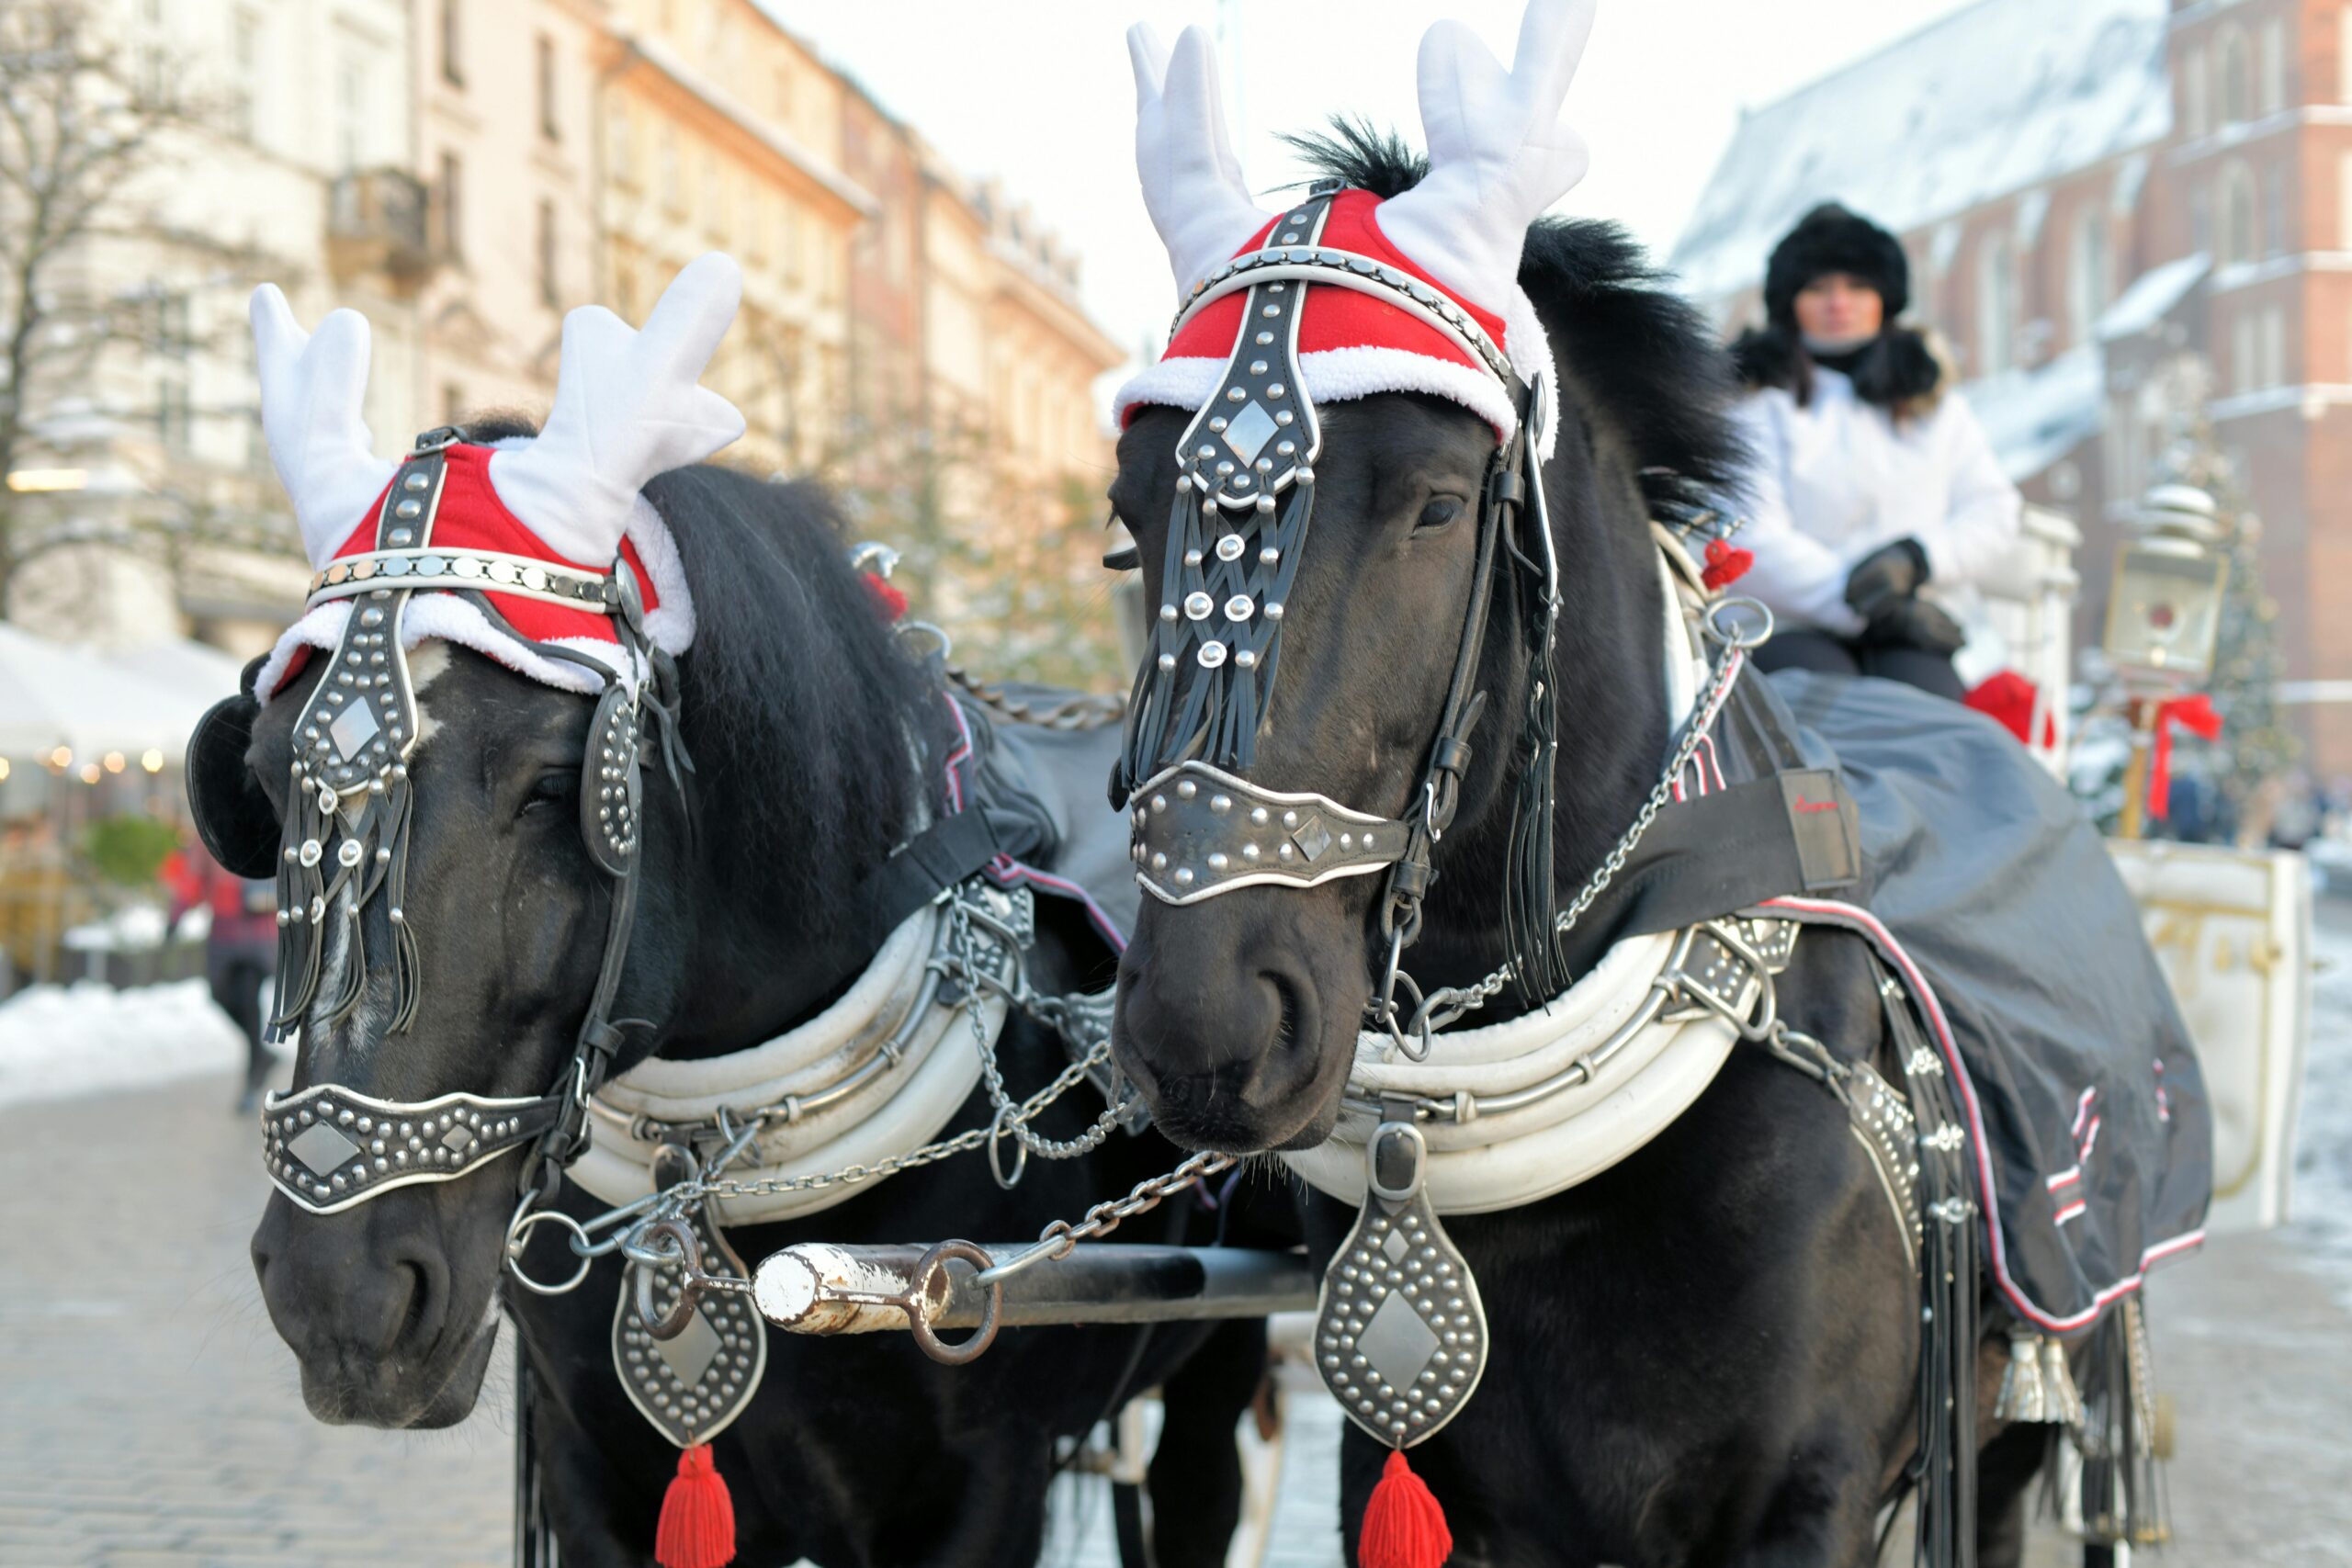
[{"x1": 1730, "y1": 204, "x2": 2021, "y2": 701}]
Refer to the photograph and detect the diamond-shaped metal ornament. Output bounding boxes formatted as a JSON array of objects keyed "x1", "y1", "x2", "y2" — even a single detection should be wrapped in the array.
[
  {"x1": 1315, "y1": 1117, "x2": 1487, "y2": 1449},
  {"x1": 1292, "y1": 817, "x2": 1332, "y2": 861},
  {"x1": 288, "y1": 1122, "x2": 361, "y2": 1178},
  {"x1": 613, "y1": 1192, "x2": 767, "y2": 1450}
]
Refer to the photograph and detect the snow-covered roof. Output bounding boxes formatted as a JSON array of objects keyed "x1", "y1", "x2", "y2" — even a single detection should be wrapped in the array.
[
  {"x1": 1668, "y1": 0, "x2": 2172, "y2": 304},
  {"x1": 1959, "y1": 343, "x2": 2107, "y2": 481},
  {"x1": 2097, "y1": 253, "x2": 2211, "y2": 342}
]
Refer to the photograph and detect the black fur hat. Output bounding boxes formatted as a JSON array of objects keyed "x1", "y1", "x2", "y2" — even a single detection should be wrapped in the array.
[{"x1": 1763, "y1": 203, "x2": 1909, "y2": 327}]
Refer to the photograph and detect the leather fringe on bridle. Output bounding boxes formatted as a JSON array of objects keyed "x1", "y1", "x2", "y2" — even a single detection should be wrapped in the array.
[
  {"x1": 1119, "y1": 470, "x2": 1317, "y2": 795},
  {"x1": 268, "y1": 763, "x2": 424, "y2": 1040}
]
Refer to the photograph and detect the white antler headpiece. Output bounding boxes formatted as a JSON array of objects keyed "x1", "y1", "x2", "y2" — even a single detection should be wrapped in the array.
[
  {"x1": 1379, "y1": 0, "x2": 1597, "y2": 321},
  {"x1": 1127, "y1": 23, "x2": 1272, "y2": 299},
  {"x1": 491, "y1": 252, "x2": 746, "y2": 567},
  {"x1": 250, "y1": 287, "x2": 399, "y2": 568}
]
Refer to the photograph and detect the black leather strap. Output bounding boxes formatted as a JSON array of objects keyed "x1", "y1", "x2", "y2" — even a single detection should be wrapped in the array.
[{"x1": 1555, "y1": 769, "x2": 1862, "y2": 973}]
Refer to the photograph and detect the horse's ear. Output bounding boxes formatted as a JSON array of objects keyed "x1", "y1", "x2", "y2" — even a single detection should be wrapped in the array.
[
  {"x1": 1379, "y1": 0, "x2": 1596, "y2": 316},
  {"x1": 489, "y1": 253, "x2": 746, "y2": 570},
  {"x1": 1127, "y1": 22, "x2": 1272, "y2": 299},
  {"x1": 250, "y1": 284, "x2": 399, "y2": 568}
]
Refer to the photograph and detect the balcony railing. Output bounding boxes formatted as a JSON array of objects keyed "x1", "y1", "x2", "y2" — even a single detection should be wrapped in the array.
[{"x1": 326, "y1": 168, "x2": 435, "y2": 288}]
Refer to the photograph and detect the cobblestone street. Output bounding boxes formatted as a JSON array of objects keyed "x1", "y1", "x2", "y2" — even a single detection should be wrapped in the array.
[{"x1": 3, "y1": 1003, "x2": 2347, "y2": 1565}]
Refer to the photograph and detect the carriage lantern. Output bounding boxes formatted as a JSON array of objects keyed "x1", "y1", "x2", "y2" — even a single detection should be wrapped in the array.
[
  {"x1": 2101, "y1": 483, "x2": 2229, "y2": 687},
  {"x1": 2104, "y1": 482, "x2": 2230, "y2": 839}
]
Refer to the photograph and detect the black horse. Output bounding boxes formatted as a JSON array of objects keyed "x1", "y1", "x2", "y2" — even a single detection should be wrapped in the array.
[
  {"x1": 227, "y1": 436, "x2": 1263, "y2": 1566},
  {"x1": 1109, "y1": 134, "x2": 2056, "y2": 1567}
]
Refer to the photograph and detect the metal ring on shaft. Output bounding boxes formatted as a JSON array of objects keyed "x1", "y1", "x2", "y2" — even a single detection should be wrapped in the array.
[{"x1": 906, "y1": 1240, "x2": 1002, "y2": 1365}]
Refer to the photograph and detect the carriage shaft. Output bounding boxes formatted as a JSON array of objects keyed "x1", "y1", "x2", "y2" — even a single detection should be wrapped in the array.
[{"x1": 752, "y1": 1242, "x2": 1316, "y2": 1335}]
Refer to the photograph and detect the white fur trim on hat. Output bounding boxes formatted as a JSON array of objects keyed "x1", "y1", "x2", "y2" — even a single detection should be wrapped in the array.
[{"x1": 253, "y1": 490, "x2": 691, "y2": 706}]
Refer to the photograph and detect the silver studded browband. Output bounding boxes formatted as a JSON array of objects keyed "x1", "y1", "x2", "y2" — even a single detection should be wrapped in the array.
[
  {"x1": 307, "y1": 548, "x2": 620, "y2": 614},
  {"x1": 1128, "y1": 761, "x2": 1405, "y2": 906},
  {"x1": 263, "y1": 1082, "x2": 561, "y2": 1215}
]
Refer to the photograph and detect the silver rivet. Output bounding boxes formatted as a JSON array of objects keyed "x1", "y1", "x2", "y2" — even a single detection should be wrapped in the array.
[
  {"x1": 394, "y1": 500, "x2": 422, "y2": 519},
  {"x1": 1196, "y1": 640, "x2": 1228, "y2": 669},
  {"x1": 1176, "y1": 779, "x2": 1197, "y2": 800},
  {"x1": 1250, "y1": 360, "x2": 1268, "y2": 375},
  {"x1": 1216, "y1": 534, "x2": 1245, "y2": 561},
  {"x1": 1209, "y1": 794, "x2": 1231, "y2": 815},
  {"x1": 1255, "y1": 332, "x2": 1273, "y2": 345},
  {"x1": 1175, "y1": 868, "x2": 1194, "y2": 886},
  {"x1": 1265, "y1": 603, "x2": 1284, "y2": 620},
  {"x1": 1250, "y1": 807, "x2": 1270, "y2": 825},
  {"x1": 402, "y1": 472, "x2": 428, "y2": 492},
  {"x1": 1276, "y1": 410, "x2": 1295, "y2": 426},
  {"x1": 1209, "y1": 416, "x2": 1227, "y2": 433},
  {"x1": 1225, "y1": 594, "x2": 1253, "y2": 622},
  {"x1": 1207, "y1": 852, "x2": 1229, "y2": 872},
  {"x1": 1159, "y1": 604, "x2": 1177, "y2": 622},
  {"x1": 1227, "y1": 387, "x2": 1247, "y2": 402},
  {"x1": 1184, "y1": 591, "x2": 1214, "y2": 620}
]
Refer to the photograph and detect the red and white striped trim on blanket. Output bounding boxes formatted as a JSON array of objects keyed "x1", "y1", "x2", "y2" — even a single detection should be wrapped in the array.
[{"x1": 1760, "y1": 895, "x2": 2205, "y2": 1334}]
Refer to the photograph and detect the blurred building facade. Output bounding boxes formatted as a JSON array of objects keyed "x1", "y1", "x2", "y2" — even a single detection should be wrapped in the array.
[
  {"x1": 1673, "y1": 0, "x2": 2352, "y2": 772},
  {"x1": 7, "y1": 0, "x2": 1118, "y2": 679}
]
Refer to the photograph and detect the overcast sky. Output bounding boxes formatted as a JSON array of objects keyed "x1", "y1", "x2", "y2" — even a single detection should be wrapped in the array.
[{"x1": 771, "y1": 0, "x2": 1981, "y2": 383}]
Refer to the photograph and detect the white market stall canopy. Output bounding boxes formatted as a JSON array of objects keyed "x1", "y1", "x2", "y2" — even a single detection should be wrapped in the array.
[{"x1": 0, "y1": 624, "x2": 232, "y2": 762}]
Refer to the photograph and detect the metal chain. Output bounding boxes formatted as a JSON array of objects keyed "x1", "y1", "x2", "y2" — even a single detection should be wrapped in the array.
[
  {"x1": 972, "y1": 1148, "x2": 1238, "y2": 1287},
  {"x1": 509, "y1": 879, "x2": 1136, "y2": 1295},
  {"x1": 948, "y1": 894, "x2": 1133, "y2": 1166},
  {"x1": 1404, "y1": 605, "x2": 1763, "y2": 1036}
]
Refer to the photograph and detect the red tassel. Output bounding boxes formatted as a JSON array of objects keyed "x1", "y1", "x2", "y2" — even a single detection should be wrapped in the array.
[
  {"x1": 1702, "y1": 538, "x2": 1753, "y2": 591},
  {"x1": 655, "y1": 1443, "x2": 736, "y2": 1568},
  {"x1": 864, "y1": 575, "x2": 909, "y2": 622},
  {"x1": 1359, "y1": 1448, "x2": 1453, "y2": 1568}
]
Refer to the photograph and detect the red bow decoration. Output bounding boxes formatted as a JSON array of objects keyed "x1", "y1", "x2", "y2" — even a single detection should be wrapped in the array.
[
  {"x1": 2146, "y1": 693, "x2": 2222, "y2": 821},
  {"x1": 1701, "y1": 538, "x2": 1753, "y2": 592},
  {"x1": 864, "y1": 573, "x2": 909, "y2": 622},
  {"x1": 1963, "y1": 671, "x2": 2055, "y2": 749}
]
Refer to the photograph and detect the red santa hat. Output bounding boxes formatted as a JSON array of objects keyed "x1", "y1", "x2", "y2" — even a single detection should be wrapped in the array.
[
  {"x1": 248, "y1": 254, "x2": 746, "y2": 701},
  {"x1": 1112, "y1": 2, "x2": 1597, "y2": 459}
]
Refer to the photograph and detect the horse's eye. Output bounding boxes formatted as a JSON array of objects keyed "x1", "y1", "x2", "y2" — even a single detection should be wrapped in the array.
[
  {"x1": 520, "y1": 771, "x2": 574, "y2": 816},
  {"x1": 1417, "y1": 496, "x2": 1465, "y2": 532}
]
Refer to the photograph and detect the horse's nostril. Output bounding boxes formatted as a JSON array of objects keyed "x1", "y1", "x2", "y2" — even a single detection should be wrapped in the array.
[
  {"x1": 387, "y1": 1259, "x2": 429, "y2": 1356},
  {"x1": 1269, "y1": 970, "x2": 1305, "y2": 1055}
]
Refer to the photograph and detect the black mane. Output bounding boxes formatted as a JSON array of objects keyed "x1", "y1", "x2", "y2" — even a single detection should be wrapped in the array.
[
  {"x1": 1283, "y1": 121, "x2": 1747, "y2": 518},
  {"x1": 463, "y1": 414, "x2": 939, "y2": 908}
]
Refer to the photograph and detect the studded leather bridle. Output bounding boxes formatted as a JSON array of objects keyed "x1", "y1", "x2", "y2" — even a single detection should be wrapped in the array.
[
  {"x1": 1116, "y1": 183, "x2": 1562, "y2": 1046},
  {"x1": 188, "y1": 425, "x2": 684, "y2": 1218}
]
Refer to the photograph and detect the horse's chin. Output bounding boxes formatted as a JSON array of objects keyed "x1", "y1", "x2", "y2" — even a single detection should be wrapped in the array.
[{"x1": 297, "y1": 1313, "x2": 499, "y2": 1429}]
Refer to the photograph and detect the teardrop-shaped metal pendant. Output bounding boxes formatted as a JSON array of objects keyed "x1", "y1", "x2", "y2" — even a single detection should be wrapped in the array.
[
  {"x1": 611, "y1": 1148, "x2": 768, "y2": 1449},
  {"x1": 1315, "y1": 1113, "x2": 1487, "y2": 1447}
]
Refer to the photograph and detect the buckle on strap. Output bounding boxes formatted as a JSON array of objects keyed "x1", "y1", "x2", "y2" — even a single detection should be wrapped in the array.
[{"x1": 1128, "y1": 760, "x2": 1406, "y2": 907}]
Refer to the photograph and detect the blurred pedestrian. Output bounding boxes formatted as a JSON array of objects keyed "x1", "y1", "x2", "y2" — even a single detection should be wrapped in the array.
[
  {"x1": 164, "y1": 840, "x2": 277, "y2": 1112},
  {"x1": 1729, "y1": 202, "x2": 2023, "y2": 700}
]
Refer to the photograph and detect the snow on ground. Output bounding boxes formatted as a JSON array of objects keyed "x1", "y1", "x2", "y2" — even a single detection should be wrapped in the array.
[
  {"x1": 0, "y1": 977, "x2": 246, "y2": 1109},
  {"x1": 2292, "y1": 908, "x2": 2352, "y2": 1302}
]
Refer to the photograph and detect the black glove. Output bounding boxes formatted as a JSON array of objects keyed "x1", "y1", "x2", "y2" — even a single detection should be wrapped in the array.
[
  {"x1": 1859, "y1": 595, "x2": 1965, "y2": 657},
  {"x1": 1842, "y1": 536, "x2": 1931, "y2": 623}
]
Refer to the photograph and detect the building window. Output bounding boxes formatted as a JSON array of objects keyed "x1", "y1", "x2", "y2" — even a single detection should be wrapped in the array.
[
  {"x1": 537, "y1": 199, "x2": 559, "y2": 307},
  {"x1": 155, "y1": 371, "x2": 192, "y2": 454},
  {"x1": 1975, "y1": 231, "x2": 2014, "y2": 375},
  {"x1": 2259, "y1": 17, "x2": 2289, "y2": 115},
  {"x1": 2220, "y1": 161, "x2": 2258, "y2": 266},
  {"x1": 607, "y1": 101, "x2": 634, "y2": 186},
  {"x1": 2232, "y1": 310, "x2": 2258, "y2": 392},
  {"x1": 227, "y1": 7, "x2": 262, "y2": 141},
  {"x1": 2261, "y1": 304, "x2": 2288, "y2": 388},
  {"x1": 2184, "y1": 44, "x2": 2210, "y2": 137},
  {"x1": 2341, "y1": 152, "x2": 2352, "y2": 248},
  {"x1": 440, "y1": 0, "x2": 462, "y2": 88},
  {"x1": 2220, "y1": 26, "x2": 2254, "y2": 123},
  {"x1": 2068, "y1": 207, "x2": 2109, "y2": 344},
  {"x1": 438, "y1": 151, "x2": 464, "y2": 260},
  {"x1": 335, "y1": 51, "x2": 368, "y2": 171},
  {"x1": 2343, "y1": 6, "x2": 2352, "y2": 104},
  {"x1": 2264, "y1": 163, "x2": 2289, "y2": 255},
  {"x1": 537, "y1": 35, "x2": 558, "y2": 141},
  {"x1": 661, "y1": 128, "x2": 684, "y2": 217},
  {"x1": 704, "y1": 152, "x2": 723, "y2": 240}
]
